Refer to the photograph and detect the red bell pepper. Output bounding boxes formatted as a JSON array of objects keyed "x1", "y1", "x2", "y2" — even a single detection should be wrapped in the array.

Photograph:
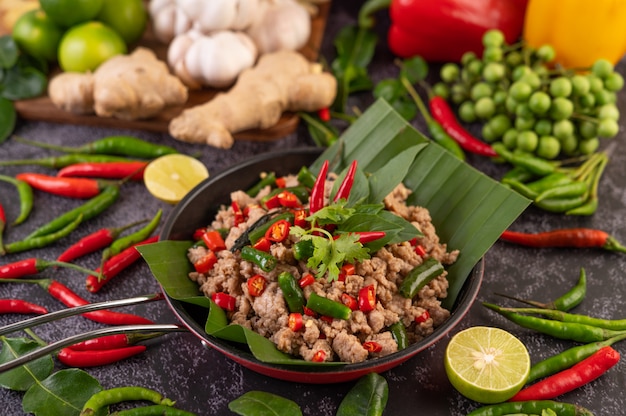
[{"x1": 359, "y1": 0, "x2": 529, "y2": 62}]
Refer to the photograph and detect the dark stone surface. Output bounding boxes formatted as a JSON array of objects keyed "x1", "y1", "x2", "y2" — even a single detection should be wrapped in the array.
[{"x1": 1, "y1": 2, "x2": 625, "y2": 415}]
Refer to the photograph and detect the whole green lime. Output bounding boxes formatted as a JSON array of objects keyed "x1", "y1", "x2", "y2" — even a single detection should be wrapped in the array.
[
  {"x1": 58, "y1": 21, "x2": 127, "y2": 73},
  {"x1": 12, "y1": 9, "x2": 64, "y2": 62},
  {"x1": 39, "y1": 0, "x2": 103, "y2": 28},
  {"x1": 97, "y1": 0, "x2": 147, "y2": 45}
]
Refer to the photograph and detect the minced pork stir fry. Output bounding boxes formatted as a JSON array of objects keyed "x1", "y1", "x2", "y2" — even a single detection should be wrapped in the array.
[{"x1": 186, "y1": 161, "x2": 459, "y2": 363}]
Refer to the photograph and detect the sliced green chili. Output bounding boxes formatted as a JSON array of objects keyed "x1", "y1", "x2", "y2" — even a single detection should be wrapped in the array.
[
  {"x1": 277, "y1": 271, "x2": 305, "y2": 313},
  {"x1": 246, "y1": 172, "x2": 276, "y2": 197},
  {"x1": 0, "y1": 174, "x2": 33, "y2": 225},
  {"x1": 240, "y1": 245, "x2": 276, "y2": 272},
  {"x1": 4, "y1": 213, "x2": 83, "y2": 254},
  {"x1": 398, "y1": 257, "x2": 444, "y2": 298},
  {"x1": 293, "y1": 239, "x2": 314, "y2": 261},
  {"x1": 26, "y1": 185, "x2": 119, "y2": 240},
  {"x1": 306, "y1": 292, "x2": 352, "y2": 320},
  {"x1": 389, "y1": 321, "x2": 408, "y2": 350},
  {"x1": 297, "y1": 166, "x2": 316, "y2": 188}
]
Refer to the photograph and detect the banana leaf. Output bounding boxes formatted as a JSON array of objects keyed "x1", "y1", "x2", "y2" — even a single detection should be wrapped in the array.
[{"x1": 139, "y1": 98, "x2": 530, "y2": 365}]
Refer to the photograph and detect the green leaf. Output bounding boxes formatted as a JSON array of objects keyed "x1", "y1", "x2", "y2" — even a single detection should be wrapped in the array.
[
  {"x1": 137, "y1": 241, "x2": 210, "y2": 307},
  {"x1": 1, "y1": 64, "x2": 47, "y2": 100},
  {"x1": 315, "y1": 99, "x2": 530, "y2": 308},
  {"x1": 0, "y1": 96, "x2": 16, "y2": 144},
  {"x1": 0, "y1": 337, "x2": 54, "y2": 391},
  {"x1": 0, "y1": 35, "x2": 18, "y2": 68},
  {"x1": 336, "y1": 373, "x2": 389, "y2": 416},
  {"x1": 400, "y1": 56, "x2": 429, "y2": 84},
  {"x1": 229, "y1": 391, "x2": 303, "y2": 416},
  {"x1": 366, "y1": 143, "x2": 425, "y2": 204},
  {"x1": 22, "y1": 369, "x2": 102, "y2": 416}
]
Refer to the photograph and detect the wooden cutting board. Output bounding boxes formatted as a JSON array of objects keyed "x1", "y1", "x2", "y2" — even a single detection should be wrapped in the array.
[{"x1": 7, "y1": 1, "x2": 331, "y2": 141}]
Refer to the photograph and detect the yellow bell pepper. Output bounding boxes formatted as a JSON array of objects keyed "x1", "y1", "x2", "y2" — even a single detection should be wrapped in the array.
[{"x1": 523, "y1": 0, "x2": 626, "y2": 69}]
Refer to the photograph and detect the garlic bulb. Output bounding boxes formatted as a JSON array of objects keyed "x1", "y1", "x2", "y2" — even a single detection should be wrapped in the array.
[
  {"x1": 175, "y1": 0, "x2": 260, "y2": 32},
  {"x1": 148, "y1": 0, "x2": 193, "y2": 43},
  {"x1": 247, "y1": 0, "x2": 311, "y2": 54}
]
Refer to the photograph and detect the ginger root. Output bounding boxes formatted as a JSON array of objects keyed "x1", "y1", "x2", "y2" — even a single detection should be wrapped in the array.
[
  {"x1": 48, "y1": 47, "x2": 188, "y2": 121},
  {"x1": 168, "y1": 50, "x2": 336, "y2": 148}
]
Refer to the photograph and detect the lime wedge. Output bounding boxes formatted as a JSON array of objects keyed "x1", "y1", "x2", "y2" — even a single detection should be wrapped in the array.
[
  {"x1": 444, "y1": 326, "x2": 530, "y2": 404},
  {"x1": 143, "y1": 154, "x2": 209, "y2": 204}
]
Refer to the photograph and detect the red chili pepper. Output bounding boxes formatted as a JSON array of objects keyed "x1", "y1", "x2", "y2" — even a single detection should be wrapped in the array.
[
  {"x1": 39, "y1": 279, "x2": 154, "y2": 325},
  {"x1": 57, "y1": 219, "x2": 147, "y2": 263},
  {"x1": 193, "y1": 251, "x2": 217, "y2": 274},
  {"x1": 68, "y1": 333, "x2": 163, "y2": 351},
  {"x1": 298, "y1": 273, "x2": 315, "y2": 288},
  {"x1": 509, "y1": 346, "x2": 620, "y2": 402},
  {"x1": 57, "y1": 345, "x2": 147, "y2": 367},
  {"x1": 265, "y1": 219, "x2": 290, "y2": 243},
  {"x1": 317, "y1": 107, "x2": 331, "y2": 122},
  {"x1": 288, "y1": 312, "x2": 304, "y2": 331},
  {"x1": 0, "y1": 258, "x2": 94, "y2": 280},
  {"x1": 361, "y1": 0, "x2": 528, "y2": 62},
  {"x1": 85, "y1": 236, "x2": 159, "y2": 293},
  {"x1": 0, "y1": 202, "x2": 6, "y2": 256},
  {"x1": 500, "y1": 229, "x2": 626, "y2": 252},
  {"x1": 56, "y1": 161, "x2": 148, "y2": 181},
  {"x1": 247, "y1": 274, "x2": 267, "y2": 297},
  {"x1": 341, "y1": 293, "x2": 358, "y2": 311},
  {"x1": 252, "y1": 237, "x2": 271, "y2": 252},
  {"x1": 293, "y1": 209, "x2": 308, "y2": 228},
  {"x1": 277, "y1": 191, "x2": 301, "y2": 208},
  {"x1": 15, "y1": 172, "x2": 112, "y2": 199},
  {"x1": 311, "y1": 350, "x2": 326, "y2": 362},
  {"x1": 211, "y1": 292, "x2": 236, "y2": 311},
  {"x1": 363, "y1": 341, "x2": 383, "y2": 353},
  {"x1": 428, "y1": 96, "x2": 497, "y2": 157},
  {"x1": 309, "y1": 160, "x2": 329, "y2": 214},
  {"x1": 0, "y1": 298, "x2": 48, "y2": 315},
  {"x1": 232, "y1": 201, "x2": 245, "y2": 226},
  {"x1": 333, "y1": 231, "x2": 386, "y2": 244},
  {"x1": 414, "y1": 310, "x2": 430, "y2": 324},
  {"x1": 358, "y1": 285, "x2": 377, "y2": 312},
  {"x1": 202, "y1": 230, "x2": 226, "y2": 252},
  {"x1": 333, "y1": 160, "x2": 358, "y2": 202}
]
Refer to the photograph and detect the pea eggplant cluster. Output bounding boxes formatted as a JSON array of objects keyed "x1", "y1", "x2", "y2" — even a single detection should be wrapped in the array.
[{"x1": 472, "y1": 268, "x2": 623, "y2": 415}]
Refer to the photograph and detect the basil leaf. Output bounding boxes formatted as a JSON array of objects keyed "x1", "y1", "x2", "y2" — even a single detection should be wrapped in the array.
[
  {"x1": 336, "y1": 372, "x2": 389, "y2": 416},
  {"x1": 229, "y1": 391, "x2": 302, "y2": 416},
  {"x1": 22, "y1": 369, "x2": 102, "y2": 416},
  {"x1": 0, "y1": 338, "x2": 54, "y2": 391},
  {"x1": 0, "y1": 96, "x2": 16, "y2": 144}
]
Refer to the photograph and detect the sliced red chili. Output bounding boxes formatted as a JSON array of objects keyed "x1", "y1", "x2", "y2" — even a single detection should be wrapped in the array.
[
  {"x1": 265, "y1": 219, "x2": 290, "y2": 243},
  {"x1": 292, "y1": 209, "x2": 308, "y2": 227},
  {"x1": 275, "y1": 177, "x2": 287, "y2": 188},
  {"x1": 415, "y1": 310, "x2": 430, "y2": 324},
  {"x1": 192, "y1": 227, "x2": 207, "y2": 241},
  {"x1": 341, "y1": 263, "x2": 356, "y2": 276},
  {"x1": 194, "y1": 251, "x2": 217, "y2": 274},
  {"x1": 414, "y1": 244, "x2": 427, "y2": 257},
  {"x1": 320, "y1": 315, "x2": 334, "y2": 324},
  {"x1": 263, "y1": 194, "x2": 281, "y2": 209},
  {"x1": 211, "y1": 292, "x2": 236, "y2": 311},
  {"x1": 311, "y1": 350, "x2": 326, "y2": 362},
  {"x1": 288, "y1": 312, "x2": 303, "y2": 331},
  {"x1": 298, "y1": 273, "x2": 315, "y2": 288},
  {"x1": 252, "y1": 236, "x2": 272, "y2": 252},
  {"x1": 232, "y1": 201, "x2": 245, "y2": 226},
  {"x1": 247, "y1": 274, "x2": 267, "y2": 297},
  {"x1": 358, "y1": 285, "x2": 377, "y2": 312},
  {"x1": 202, "y1": 230, "x2": 226, "y2": 252},
  {"x1": 303, "y1": 306, "x2": 317, "y2": 317},
  {"x1": 340, "y1": 293, "x2": 358, "y2": 311},
  {"x1": 277, "y1": 191, "x2": 301, "y2": 208},
  {"x1": 363, "y1": 341, "x2": 383, "y2": 353}
]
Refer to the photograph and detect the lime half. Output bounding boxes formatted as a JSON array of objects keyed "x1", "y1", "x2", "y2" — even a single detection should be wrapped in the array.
[
  {"x1": 444, "y1": 326, "x2": 530, "y2": 404},
  {"x1": 144, "y1": 154, "x2": 209, "y2": 204}
]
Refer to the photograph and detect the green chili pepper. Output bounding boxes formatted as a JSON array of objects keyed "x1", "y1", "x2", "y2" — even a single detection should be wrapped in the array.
[
  {"x1": 493, "y1": 143, "x2": 557, "y2": 176},
  {"x1": 111, "y1": 404, "x2": 197, "y2": 415},
  {"x1": 25, "y1": 185, "x2": 120, "y2": 240},
  {"x1": 246, "y1": 172, "x2": 276, "y2": 197},
  {"x1": 526, "y1": 171, "x2": 573, "y2": 193},
  {"x1": 467, "y1": 400, "x2": 595, "y2": 416},
  {"x1": 13, "y1": 135, "x2": 178, "y2": 159},
  {"x1": 389, "y1": 321, "x2": 408, "y2": 350},
  {"x1": 277, "y1": 271, "x2": 305, "y2": 313},
  {"x1": 306, "y1": 292, "x2": 352, "y2": 320},
  {"x1": 101, "y1": 209, "x2": 162, "y2": 263},
  {"x1": 4, "y1": 213, "x2": 83, "y2": 254},
  {"x1": 0, "y1": 174, "x2": 33, "y2": 225},
  {"x1": 247, "y1": 212, "x2": 294, "y2": 245},
  {"x1": 534, "y1": 193, "x2": 588, "y2": 213},
  {"x1": 527, "y1": 332, "x2": 626, "y2": 383},
  {"x1": 497, "y1": 306, "x2": 626, "y2": 331},
  {"x1": 535, "y1": 180, "x2": 589, "y2": 202},
  {"x1": 566, "y1": 197, "x2": 598, "y2": 216},
  {"x1": 297, "y1": 166, "x2": 316, "y2": 188},
  {"x1": 0, "y1": 154, "x2": 133, "y2": 168},
  {"x1": 398, "y1": 257, "x2": 444, "y2": 299},
  {"x1": 240, "y1": 246, "x2": 277, "y2": 272},
  {"x1": 81, "y1": 386, "x2": 175, "y2": 416},
  {"x1": 501, "y1": 166, "x2": 536, "y2": 184},
  {"x1": 336, "y1": 372, "x2": 389, "y2": 416},
  {"x1": 483, "y1": 302, "x2": 626, "y2": 343},
  {"x1": 501, "y1": 178, "x2": 539, "y2": 200},
  {"x1": 293, "y1": 239, "x2": 314, "y2": 261}
]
